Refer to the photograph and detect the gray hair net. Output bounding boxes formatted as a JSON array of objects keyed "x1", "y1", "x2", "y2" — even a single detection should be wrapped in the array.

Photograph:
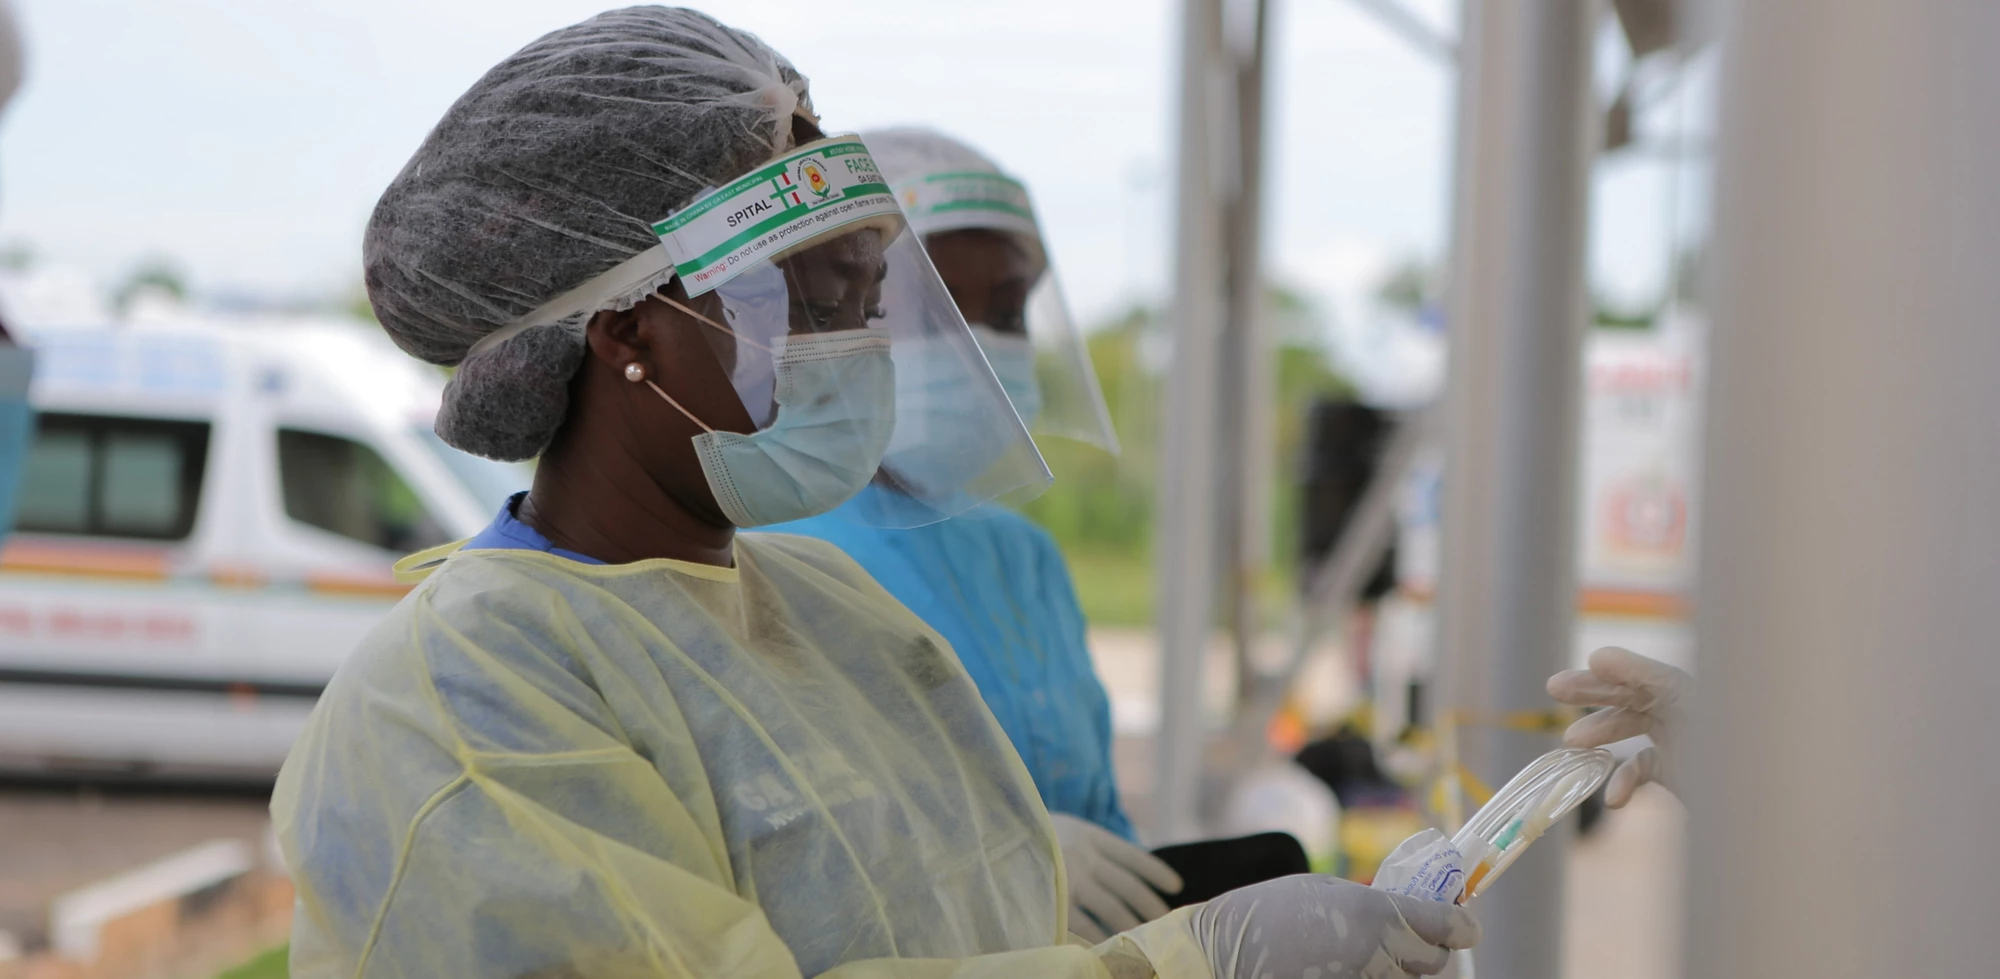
[
  {"x1": 0, "y1": 0, "x2": 23, "y2": 117},
  {"x1": 364, "y1": 6, "x2": 815, "y2": 461},
  {"x1": 859, "y1": 126, "x2": 1042, "y2": 263},
  {"x1": 859, "y1": 126, "x2": 1006, "y2": 186}
]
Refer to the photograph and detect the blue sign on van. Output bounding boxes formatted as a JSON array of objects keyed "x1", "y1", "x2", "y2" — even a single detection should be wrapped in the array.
[{"x1": 33, "y1": 332, "x2": 227, "y2": 397}]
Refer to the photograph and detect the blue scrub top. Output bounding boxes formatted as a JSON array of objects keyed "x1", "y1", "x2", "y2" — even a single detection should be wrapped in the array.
[
  {"x1": 464, "y1": 493, "x2": 608, "y2": 565},
  {"x1": 765, "y1": 505, "x2": 1134, "y2": 840}
]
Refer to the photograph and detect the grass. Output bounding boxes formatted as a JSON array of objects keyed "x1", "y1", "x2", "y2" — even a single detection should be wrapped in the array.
[
  {"x1": 1060, "y1": 547, "x2": 1154, "y2": 627},
  {"x1": 214, "y1": 946, "x2": 288, "y2": 979},
  {"x1": 1057, "y1": 544, "x2": 1302, "y2": 631}
]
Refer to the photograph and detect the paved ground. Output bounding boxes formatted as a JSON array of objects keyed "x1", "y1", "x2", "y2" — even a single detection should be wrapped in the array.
[
  {"x1": 1564, "y1": 788, "x2": 1685, "y2": 979},
  {"x1": 0, "y1": 781, "x2": 272, "y2": 951}
]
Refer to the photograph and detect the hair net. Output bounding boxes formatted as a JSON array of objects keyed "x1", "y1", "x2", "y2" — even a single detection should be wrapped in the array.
[
  {"x1": 861, "y1": 127, "x2": 1041, "y2": 258},
  {"x1": 0, "y1": 0, "x2": 23, "y2": 117},
  {"x1": 364, "y1": 6, "x2": 815, "y2": 461},
  {"x1": 863, "y1": 127, "x2": 1005, "y2": 185}
]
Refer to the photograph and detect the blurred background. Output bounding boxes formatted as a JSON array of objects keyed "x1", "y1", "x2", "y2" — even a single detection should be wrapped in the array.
[{"x1": 2, "y1": 0, "x2": 1991, "y2": 977}]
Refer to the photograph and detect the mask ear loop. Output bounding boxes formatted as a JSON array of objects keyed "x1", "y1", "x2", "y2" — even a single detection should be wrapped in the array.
[
  {"x1": 659, "y1": 295, "x2": 773, "y2": 353},
  {"x1": 641, "y1": 379, "x2": 715, "y2": 434},
  {"x1": 646, "y1": 295, "x2": 782, "y2": 434}
]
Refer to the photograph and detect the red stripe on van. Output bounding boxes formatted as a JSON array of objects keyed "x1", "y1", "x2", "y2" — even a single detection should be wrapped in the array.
[
  {"x1": 0, "y1": 541, "x2": 172, "y2": 580},
  {"x1": 1397, "y1": 585, "x2": 1691, "y2": 620},
  {"x1": 304, "y1": 574, "x2": 412, "y2": 599}
]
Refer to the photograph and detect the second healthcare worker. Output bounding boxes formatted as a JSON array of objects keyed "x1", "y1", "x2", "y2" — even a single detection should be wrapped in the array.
[
  {"x1": 767, "y1": 128, "x2": 1182, "y2": 942},
  {"x1": 273, "y1": 7, "x2": 1478, "y2": 978}
]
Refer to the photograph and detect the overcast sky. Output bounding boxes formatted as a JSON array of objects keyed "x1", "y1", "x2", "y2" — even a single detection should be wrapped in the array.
[{"x1": 0, "y1": 0, "x2": 1709, "y2": 328}]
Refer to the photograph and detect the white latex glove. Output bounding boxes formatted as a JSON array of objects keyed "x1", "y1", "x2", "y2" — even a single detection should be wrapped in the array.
[
  {"x1": 1191, "y1": 874, "x2": 1480, "y2": 978},
  {"x1": 1547, "y1": 646, "x2": 1692, "y2": 807},
  {"x1": 1051, "y1": 812, "x2": 1183, "y2": 942}
]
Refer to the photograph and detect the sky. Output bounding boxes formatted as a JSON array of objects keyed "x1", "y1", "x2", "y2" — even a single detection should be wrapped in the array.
[{"x1": 0, "y1": 0, "x2": 1710, "y2": 333}]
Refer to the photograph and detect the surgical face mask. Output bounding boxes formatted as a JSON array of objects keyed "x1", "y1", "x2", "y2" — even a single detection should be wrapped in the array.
[
  {"x1": 970, "y1": 325, "x2": 1040, "y2": 429},
  {"x1": 642, "y1": 329, "x2": 897, "y2": 528},
  {"x1": 895, "y1": 161, "x2": 1116, "y2": 457},
  {"x1": 885, "y1": 334, "x2": 1024, "y2": 496}
]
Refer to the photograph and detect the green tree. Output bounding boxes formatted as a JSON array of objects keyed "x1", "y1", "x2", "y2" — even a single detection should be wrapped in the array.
[
  {"x1": 114, "y1": 259, "x2": 189, "y2": 310},
  {"x1": 1021, "y1": 290, "x2": 1355, "y2": 626}
]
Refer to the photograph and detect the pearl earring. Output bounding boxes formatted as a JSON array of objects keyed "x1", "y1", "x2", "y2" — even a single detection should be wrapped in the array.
[{"x1": 624, "y1": 363, "x2": 645, "y2": 382}]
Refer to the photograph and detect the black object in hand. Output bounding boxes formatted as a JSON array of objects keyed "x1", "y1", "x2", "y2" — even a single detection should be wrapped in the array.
[{"x1": 1149, "y1": 832, "x2": 1312, "y2": 908}]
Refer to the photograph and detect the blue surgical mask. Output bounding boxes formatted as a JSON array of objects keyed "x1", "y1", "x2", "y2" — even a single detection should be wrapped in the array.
[
  {"x1": 885, "y1": 333, "x2": 1029, "y2": 497},
  {"x1": 969, "y1": 325, "x2": 1040, "y2": 429},
  {"x1": 690, "y1": 330, "x2": 896, "y2": 528},
  {"x1": 0, "y1": 344, "x2": 36, "y2": 537}
]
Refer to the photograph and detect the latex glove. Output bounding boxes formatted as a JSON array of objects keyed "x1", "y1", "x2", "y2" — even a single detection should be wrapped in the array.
[
  {"x1": 1052, "y1": 813, "x2": 1183, "y2": 941},
  {"x1": 1547, "y1": 646, "x2": 1692, "y2": 807},
  {"x1": 1191, "y1": 874, "x2": 1480, "y2": 978}
]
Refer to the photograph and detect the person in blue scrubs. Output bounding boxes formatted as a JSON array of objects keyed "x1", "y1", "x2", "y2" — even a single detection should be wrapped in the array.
[
  {"x1": 762, "y1": 128, "x2": 1177, "y2": 941},
  {"x1": 0, "y1": 2, "x2": 36, "y2": 539}
]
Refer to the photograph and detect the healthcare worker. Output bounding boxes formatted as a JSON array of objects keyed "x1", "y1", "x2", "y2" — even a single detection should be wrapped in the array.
[
  {"x1": 272, "y1": 8, "x2": 1478, "y2": 978},
  {"x1": 765, "y1": 128, "x2": 1175, "y2": 942},
  {"x1": 0, "y1": 0, "x2": 37, "y2": 535}
]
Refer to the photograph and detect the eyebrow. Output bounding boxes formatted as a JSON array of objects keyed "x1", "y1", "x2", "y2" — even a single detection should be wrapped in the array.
[{"x1": 823, "y1": 257, "x2": 890, "y2": 284}]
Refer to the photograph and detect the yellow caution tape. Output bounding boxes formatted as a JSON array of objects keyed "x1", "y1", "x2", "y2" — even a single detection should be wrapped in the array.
[
  {"x1": 1429, "y1": 762, "x2": 1496, "y2": 815},
  {"x1": 1442, "y1": 707, "x2": 1581, "y2": 735}
]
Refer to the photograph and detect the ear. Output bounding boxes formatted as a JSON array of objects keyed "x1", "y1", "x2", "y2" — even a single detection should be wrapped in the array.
[{"x1": 584, "y1": 305, "x2": 646, "y2": 373}]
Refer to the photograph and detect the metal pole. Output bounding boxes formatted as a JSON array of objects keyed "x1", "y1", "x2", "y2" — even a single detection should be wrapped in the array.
[
  {"x1": 1687, "y1": 3, "x2": 2000, "y2": 977},
  {"x1": 1434, "y1": 1, "x2": 1599, "y2": 975},
  {"x1": 1220, "y1": 0, "x2": 1273, "y2": 735},
  {"x1": 1344, "y1": 0, "x2": 1460, "y2": 66},
  {"x1": 1218, "y1": 411, "x2": 1430, "y2": 778},
  {"x1": 1152, "y1": 0, "x2": 1229, "y2": 844}
]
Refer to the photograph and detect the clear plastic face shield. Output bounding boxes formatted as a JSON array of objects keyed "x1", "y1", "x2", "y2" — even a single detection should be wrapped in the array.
[
  {"x1": 472, "y1": 136, "x2": 1050, "y2": 529},
  {"x1": 894, "y1": 170, "x2": 1120, "y2": 456}
]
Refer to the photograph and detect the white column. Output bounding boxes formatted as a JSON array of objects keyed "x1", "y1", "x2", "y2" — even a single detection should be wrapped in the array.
[
  {"x1": 1219, "y1": 0, "x2": 1274, "y2": 723},
  {"x1": 1687, "y1": 3, "x2": 2000, "y2": 977},
  {"x1": 1152, "y1": 0, "x2": 1229, "y2": 844},
  {"x1": 1433, "y1": 1, "x2": 1600, "y2": 975}
]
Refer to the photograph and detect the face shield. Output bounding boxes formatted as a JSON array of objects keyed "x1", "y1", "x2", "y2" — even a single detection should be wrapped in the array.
[
  {"x1": 473, "y1": 136, "x2": 1051, "y2": 529},
  {"x1": 895, "y1": 170, "x2": 1120, "y2": 456}
]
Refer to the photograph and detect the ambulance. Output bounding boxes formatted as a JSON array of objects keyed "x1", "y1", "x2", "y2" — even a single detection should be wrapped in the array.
[
  {"x1": 1369, "y1": 316, "x2": 1706, "y2": 740},
  {"x1": 0, "y1": 297, "x2": 530, "y2": 780}
]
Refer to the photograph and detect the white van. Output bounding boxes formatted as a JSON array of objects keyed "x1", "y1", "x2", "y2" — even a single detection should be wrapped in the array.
[{"x1": 0, "y1": 307, "x2": 530, "y2": 780}]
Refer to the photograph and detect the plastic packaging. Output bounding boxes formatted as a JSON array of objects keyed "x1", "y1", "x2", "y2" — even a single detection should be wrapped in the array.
[
  {"x1": 1370, "y1": 829, "x2": 1467, "y2": 903},
  {"x1": 1374, "y1": 746, "x2": 1615, "y2": 904},
  {"x1": 1453, "y1": 747, "x2": 1614, "y2": 900}
]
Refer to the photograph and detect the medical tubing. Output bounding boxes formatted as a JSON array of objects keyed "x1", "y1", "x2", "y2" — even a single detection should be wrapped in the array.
[{"x1": 1450, "y1": 747, "x2": 1614, "y2": 900}]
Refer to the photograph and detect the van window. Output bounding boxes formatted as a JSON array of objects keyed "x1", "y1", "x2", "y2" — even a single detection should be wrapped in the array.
[
  {"x1": 16, "y1": 413, "x2": 211, "y2": 540},
  {"x1": 415, "y1": 427, "x2": 530, "y2": 516},
  {"x1": 278, "y1": 429, "x2": 449, "y2": 553}
]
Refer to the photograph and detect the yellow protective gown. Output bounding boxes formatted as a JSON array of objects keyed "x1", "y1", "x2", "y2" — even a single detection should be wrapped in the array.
[{"x1": 272, "y1": 533, "x2": 1197, "y2": 979}]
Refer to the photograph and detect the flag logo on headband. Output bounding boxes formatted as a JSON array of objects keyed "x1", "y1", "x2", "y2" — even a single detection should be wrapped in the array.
[
  {"x1": 800, "y1": 160, "x2": 833, "y2": 200},
  {"x1": 771, "y1": 158, "x2": 839, "y2": 208}
]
